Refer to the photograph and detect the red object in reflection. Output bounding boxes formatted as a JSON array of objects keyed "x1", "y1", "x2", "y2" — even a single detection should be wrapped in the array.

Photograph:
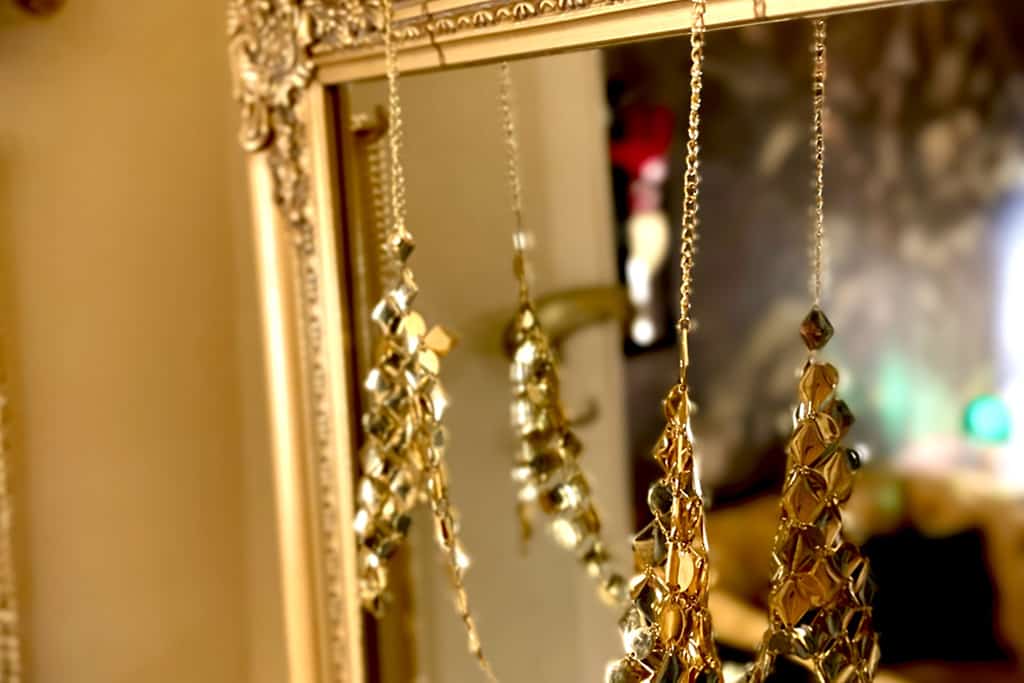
[
  {"x1": 610, "y1": 105, "x2": 675, "y2": 179},
  {"x1": 610, "y1": 105, "x2": 675, "y2": 213}
]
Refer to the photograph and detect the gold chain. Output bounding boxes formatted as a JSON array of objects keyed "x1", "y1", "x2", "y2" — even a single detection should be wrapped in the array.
[
  {"x1": 498, "y1": 62, "x2": 531, "y2": 303},
  {"x1": 811, "y1": 18, "x2": 827, "y2": 305},
  {"x1": 382, "y1": 0, "x2": 407, "y2": 240},
  {"x1": 379, "y1": 2, "x2": 497, "y2": 679},
  {"x1": 677, "y1": 0, "x2": 706, "y2": 382}
]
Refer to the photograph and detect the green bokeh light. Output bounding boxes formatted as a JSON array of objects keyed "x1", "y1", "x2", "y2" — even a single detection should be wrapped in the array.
[{"x1": 963, "y1": 394, "x2": 1012, "y2": 444}]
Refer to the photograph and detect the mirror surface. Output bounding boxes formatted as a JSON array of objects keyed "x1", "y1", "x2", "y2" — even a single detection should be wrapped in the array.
[{"x1": 342, "y1": 1, "x2": 1024, "y2": 681}]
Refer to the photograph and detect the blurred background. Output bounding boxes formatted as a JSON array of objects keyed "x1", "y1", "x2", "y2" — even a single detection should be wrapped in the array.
[
  {"x1": 605, "y1": 2, "x2": 1024, "y2": 681},
  {"x1": 365, "y1": 1, "x2": 1024, "y2": 682},
  {"x1": 1, "y1": 0, "x2": 1023, "y2": 682}
]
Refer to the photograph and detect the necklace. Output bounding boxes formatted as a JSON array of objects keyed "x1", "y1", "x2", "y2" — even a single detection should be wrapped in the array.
[
  {"x1": 607, "y1": 2, "x2": 723, "y2": 681},
  {"x1": 499, "y1": 61, "x2": 628, "y2": 609},
  {"x1": 351, "y1": 0, "x2": 497, "y2": 677},
  {"x1": 747, "y1": 20, "x2": 880, "y2": 683}
]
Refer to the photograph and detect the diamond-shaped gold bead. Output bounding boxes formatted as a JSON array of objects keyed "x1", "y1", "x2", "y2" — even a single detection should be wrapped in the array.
[
  {"x1": 800, "y1": 306, "x2": 834, "y2": 350},
  {"x1": 782, "y1": 471, "x2": 827, "y2": 524},
  {"x1": 798, "y1": 362, "x2": 839, "y2": 410},
  {"x1": 775, "y1": 579, "x2": 812, "y2": 627},
  {"x1": 787, "y1": 421, "x2": 828, "y2": 467}
]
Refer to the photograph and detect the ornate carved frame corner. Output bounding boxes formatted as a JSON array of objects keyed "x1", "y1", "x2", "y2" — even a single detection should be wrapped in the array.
[{"x1": 226, "y1": 0, "x2": 934, "y2": 681}]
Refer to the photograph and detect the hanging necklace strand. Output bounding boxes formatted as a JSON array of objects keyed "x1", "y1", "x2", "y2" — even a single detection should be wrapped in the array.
[
  {"x1": 499, "y1": 61, "x2": 629, "y2": 610},
  {"x1": 608, "y1": 2, "x2": 723, "y2": 680},
  {"x1": 383, "y1": 0, "x2": 407, "y2": 247},
  {"x1": 363, "y1": 2, "x2": 499, "y2": 679},
  {"x1": 677, "y1": 0, "x2": 706, "y2": 384},
  {"x1": 498, "y1": 62, "x2": 531, "y2": 305},
  {"x1": 748, "y1": 20, "x2": 881, "y2": 682},
  {"x1": 811, "y1": 18, "x2": 826, "y2": 306}
]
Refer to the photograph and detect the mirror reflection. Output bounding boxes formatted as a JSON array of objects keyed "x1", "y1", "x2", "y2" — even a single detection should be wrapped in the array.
[{"x1": 343, "y1": 1, "x2": 1024, "y2": 681}]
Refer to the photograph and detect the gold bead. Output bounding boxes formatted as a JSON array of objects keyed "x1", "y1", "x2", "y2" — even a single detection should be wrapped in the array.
[{"x1": 659, "y1": 602, "x2": 685, "y2": 646}]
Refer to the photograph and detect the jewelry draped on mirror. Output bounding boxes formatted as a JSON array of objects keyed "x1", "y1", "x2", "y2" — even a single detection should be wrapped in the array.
[
  {"x1": 350, "y1": 0, "x2": 498, "y2": 678},
  {"x1": 746, "y1": 20, "x2": 880, "y2": 683},
  {"x1": 606, "y1": 2, "x2": 723, "y2": 681}
]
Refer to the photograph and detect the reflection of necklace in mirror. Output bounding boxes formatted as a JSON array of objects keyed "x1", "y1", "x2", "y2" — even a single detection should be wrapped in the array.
[
  {"x1": 747, "y1": 20, "x2": 880, "y2": 683},
  {"x1": 499, "y1": 62, "x2": 629, "y2": 611}
]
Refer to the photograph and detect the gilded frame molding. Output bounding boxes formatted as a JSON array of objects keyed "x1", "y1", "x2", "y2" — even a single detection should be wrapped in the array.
[{"x1": 227, "y1": 1, "x2": 935, "y2": 681}]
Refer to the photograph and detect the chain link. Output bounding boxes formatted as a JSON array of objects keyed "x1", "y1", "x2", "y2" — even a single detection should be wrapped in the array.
[
  {"x1": 498, "y1": 62, "x2": 531, "y2": 303},
  {"x1": 811, "y1": 19, "x2": 827, "y2": 305},
  {"x1": 382, "y1": 0, "x2": 407, "y2": 236},
  {"x1": 678, "y1": 0, "x2": 707, "y2": 381}
]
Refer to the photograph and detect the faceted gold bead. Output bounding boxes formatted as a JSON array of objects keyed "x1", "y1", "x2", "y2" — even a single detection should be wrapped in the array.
[
  {"x1": 399, "y1": 310, "x2": 427, "y2": 340},
  {"x1": 647, "y1": 482, "x2": 673, "y2": 521},
  {"x1": 631, "y1": 520, "x2": 665, "y2": 569},
  {"x1": 427, "y1": 381, "x2": 449, "y2": 421},
  {"x1": 631, "y1": 582, "x2": 660, "y2": 626},
  {"x1": 800, "y1": 306, "x2": 834, "y2": 350},
  {"x1": 774, "y1": 579, "x2": 812, "y2": 627},
  {"x1": 782, "y1": 470, "x2": 827, "y2": 524},
  {"x1": 820, "y1": 451, "x2": 855, "y2": 503},
  {"x1": 424, "y1": 324, "x2": 456, "y2": 356},
  {"x1": 798, "y1": 362, "x2": 839, "y2": 410},
  {"x1": 829, "y1": 398, "x2": 856, "y2": 437},
  {"x1": 371, "y1": 296, "x2": 403, "y2": 333},
  {"x1": 797, "y1": 559, "x2": 840, "y2": 606},
  {"x1": 777, "y1": 526, "x2": 822, "y2": 574},
  {"x1": 814, "y1": 412, "x2": 840, "y2": 443},
  {"x1": 787, "y1": 421, "x2": 828, "y2": 467},
  {"x1": 813, "y1": 504, "x2": 843, "y2": 547},
  {"x1": 658, "y1": 601, "x2": 686, "y2": 646},
  {"x1": 387, "y1": 226, "x2": 415, "y2": 261},
  {"x1": 515, "y1": 304, "x2": 538, "y2": 336},
  {"x1": 667, "y1": 547, "x2": 697, "y2": 594},
  {"x1": 417, "y1": 348, "x2": 440, "y2": 376}
]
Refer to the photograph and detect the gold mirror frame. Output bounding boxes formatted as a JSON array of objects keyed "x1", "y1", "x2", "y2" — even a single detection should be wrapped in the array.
[{"x1": 227, "y1": 1, "x2": 939, "y2": 681}]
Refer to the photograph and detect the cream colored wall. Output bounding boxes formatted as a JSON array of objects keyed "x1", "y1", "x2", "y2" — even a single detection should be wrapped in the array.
[{"x1": 0, "y1": 4, "x2": 281, "y2": 683}]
